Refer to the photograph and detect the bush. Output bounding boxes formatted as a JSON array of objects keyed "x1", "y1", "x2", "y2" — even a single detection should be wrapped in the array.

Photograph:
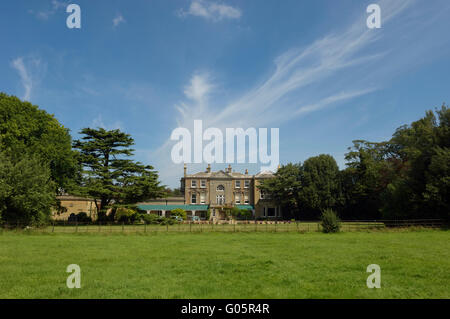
[
  {"x1": 67, "y1": 212, "x2": 92, "y2": 223},
  {"x1": 321, "y1": 209, "x2": 341, "y2": 233},
  {"x1": 114, "y1": 207, "x2": 137, "y2": 223},
  {"x1": 171, "y1": 208, "x2": 187, "y2": 220},
  {"x1": 160, "y1": 217, "x2": 175, "y2": 225},
  {"x1": 141, "y1": 213, "x2": 160, "y2": 224},
  {"x1": 76, "y1": 212, "x2": 92, "y2": 223},
  {"x1": 141, "y1": 214, "x2": 175, "y2": 225}
]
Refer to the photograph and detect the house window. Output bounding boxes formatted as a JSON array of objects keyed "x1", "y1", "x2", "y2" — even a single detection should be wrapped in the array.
[
  {"x1": 267, "y1": 207, "x2": 276, "y2": 217},
  {"x1": 260, "y1": 192, "x2": 265, "y2": 200},
  {"x1": 244, "y1": 194, "x2": 249, "y2": 204},
  {"x1": 244, "y1": 180, "x2": 250, "y2": 188},
  {"x1": 235, "y1": 194, "x2": 241, "y2": 204},
  {"x1": 216, "y1": 194, "x2": 225, "y2": 205},
  {"x1": 235, "y1": 180, "x2": 241, "y2": 188},
  {"x1": 191, "y1": 180, "x2": 197, "y2": 188},
  {"x1": 201, "y1": 180, "x2": 206, "y2": 188},
  {"x1": 191, "y1": 193, "x2": 197, "y2": 204},
  {"x1": 217, "y1": 185, "x2": 224, "y2": 191},
  {"x1": 200, "y1": 193, "x2": 206, "y2": 204}
]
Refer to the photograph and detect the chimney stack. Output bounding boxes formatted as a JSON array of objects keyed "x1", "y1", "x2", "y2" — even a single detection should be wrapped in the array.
[
  {"x1": 227, "y1": 164, "x2": 232, "y2": 173},
  {"x1": 184, "y1": 164, "x2": 187, "y2": 177},
  {"x1": 207, "y1": 163, "x2": 211, "y2": 173},
  {"x1": 245, "y1": 169, "x2": 248, "y2": 175}
]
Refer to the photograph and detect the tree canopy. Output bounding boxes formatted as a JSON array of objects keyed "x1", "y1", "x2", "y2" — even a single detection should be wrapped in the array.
[
  {"x1": 73, "y1": 127, "x2": 166, "y2": 219},
  {"x1": 0, "y1": 93, "x2": 78, "y2": 191},
  {"x1": 260, "y1": 104, "x2": 449, "y2": 222}
]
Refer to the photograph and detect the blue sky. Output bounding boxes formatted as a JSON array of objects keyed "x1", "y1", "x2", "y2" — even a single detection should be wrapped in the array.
[{"x1": 1, "y1": 0, "x2": 450, "y2": 187}]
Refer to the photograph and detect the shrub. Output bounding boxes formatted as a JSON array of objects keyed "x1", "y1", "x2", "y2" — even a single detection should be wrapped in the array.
[
  {"x1": 141, "y1": 214, "x2": 175, "y2": 225},
  {"x1": 76, "y1": 212, "x2": 92, "y2": 223},
  {"x1": 321, "y1": 209, "x2": 341, "y2": 233},
  {"x1": 141, "y1": 213, "x2": 160, "y2": 225},
  {"x1": 114, "y1": 207, "x2": 137, "y2": 223},
  {"x1": 171, "y1": 208, "x2": 187, "y2": 220},
  {"x1": 67, "y1": 212, "x2": 92, "y2": 223},
  {"x1": 160, "y1": 217, "x2": 175, "y2": 225}
]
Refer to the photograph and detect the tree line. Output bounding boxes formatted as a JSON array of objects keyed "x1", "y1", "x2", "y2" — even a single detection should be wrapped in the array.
[
  {"x1": 259, "y1": 105, "x2": 449, "y2": 222},
  {"x1": 0, "y1": 93, "x2": 165, "y2": 226}
]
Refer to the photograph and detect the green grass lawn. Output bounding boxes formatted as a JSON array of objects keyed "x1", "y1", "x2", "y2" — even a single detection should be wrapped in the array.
[{"x1": 0, "y1": 230, "x2": 448, "y2": 298}]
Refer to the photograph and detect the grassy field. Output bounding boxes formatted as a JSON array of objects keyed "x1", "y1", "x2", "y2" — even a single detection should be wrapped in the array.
[{"x1": 0, "y1": 230, "x2": 448, "y2": 298}]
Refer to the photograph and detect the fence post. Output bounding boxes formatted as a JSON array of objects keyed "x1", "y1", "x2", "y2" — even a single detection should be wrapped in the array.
[
  {"x1": 166, "y1": 223, "x2": 169, "y2": 232},
  {"x1": 52, "y1": 221, "x2": 55, "y2": 233},
  {"x1": 98, "y1": 222, "x2": 101, "y2": 233},
  {"x1": 189, "y1": 221, "x2": 192, "y2": 232},
  {"x1": 144, "y1": 223, "x2": 147, "y2": 233},
  {"x1": 75, "y1": 221, "x2": 78, "y2": 233},
  {"x1": 122, "y1": 222, "x2": 124, "y2": 233}
]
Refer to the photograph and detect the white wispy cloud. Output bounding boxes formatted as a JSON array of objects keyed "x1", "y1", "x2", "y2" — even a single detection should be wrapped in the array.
[
  {"x1": 11, "y1": 56, "x2": 46, "y2": 101},
  {"x1": 151, "y1": 0, "x2": 449, "y2": 187},
  {"x1": 178, "y1": 0, "x2": 242, "y2": 21},
  {"x1": 113, "y1": 14, "x2": 126, "y2": 28},
  {"x1": 91, "y1": 114, "x2": 123, "y2": 131},
  {"x1": 175, "y1": 1, "x2": 415, "y2": 131},
  {"x1": 149, "y1": 0, "x2": 450, "y2": 186},
  {"x1": 11, "y1": 58, "x2": 32, "y2": 101},
  {"x1": 29, "y1": 0, "x2": 68, "y2": 20}
]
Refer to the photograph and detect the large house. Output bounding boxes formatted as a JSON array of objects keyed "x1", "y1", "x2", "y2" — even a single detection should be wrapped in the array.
[
  {"x1": 53, "y1": 165, "x2": 282, "y2": 221},
  {"x1": 139, "y1": 164, "x2": 281, "y2": 221}
]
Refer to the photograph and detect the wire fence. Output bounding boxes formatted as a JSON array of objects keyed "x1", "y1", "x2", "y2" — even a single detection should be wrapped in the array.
[{"x1": 0, "y1": 219, "x2": 444, "y2": 234}]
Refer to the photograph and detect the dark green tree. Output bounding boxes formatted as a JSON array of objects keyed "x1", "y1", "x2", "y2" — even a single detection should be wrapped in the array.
[
  {"x1": 0, "y1": 93, "x2": 79, "y2": 191},
  {"x1": 381, "y1": 105, "x2": 450, "y2": 220},
  {"x1": 258, "y1": 163, "x2": 302, "y2": 219},
  {"x1": 73, "y1": 128, "x2": 166, "y2": 217},
  {"x1": 0, "y1": 152, "x2": 55, "y2": 225},
  {"x1": 298, "y1": 154, "x2": 341, "y2": 219},
  {"x1": 342, "y1": 140, "x2": 401, "y2": 219}
]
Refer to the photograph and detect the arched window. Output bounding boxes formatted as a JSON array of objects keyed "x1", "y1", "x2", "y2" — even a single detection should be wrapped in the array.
[{"x1": 216, "y1": 185, "x2": 225, "y2": 191}]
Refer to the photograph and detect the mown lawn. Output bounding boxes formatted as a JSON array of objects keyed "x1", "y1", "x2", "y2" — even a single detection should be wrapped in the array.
[{"x1": 0, "y1": 230, "x2": 448, "y2": 298}]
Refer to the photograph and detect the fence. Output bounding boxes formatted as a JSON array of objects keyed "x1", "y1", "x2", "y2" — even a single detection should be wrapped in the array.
[{"x1": 0, "y1": 219, "x2": 444, "y2": 234}]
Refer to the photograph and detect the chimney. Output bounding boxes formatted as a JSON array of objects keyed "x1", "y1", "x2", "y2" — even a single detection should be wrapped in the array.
[
  {"x1": 184, "y1": 164, "x2": 187, "y2": 177},
  {"x1": 245, "y1": 169, "x2": 248, "y2": 175},
  {"x1": 207, "y1": 164, "x2": 211, "y2": 173},
  {"x1": 227, "y1": 164, "x2": 232, "y2": 173}
]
